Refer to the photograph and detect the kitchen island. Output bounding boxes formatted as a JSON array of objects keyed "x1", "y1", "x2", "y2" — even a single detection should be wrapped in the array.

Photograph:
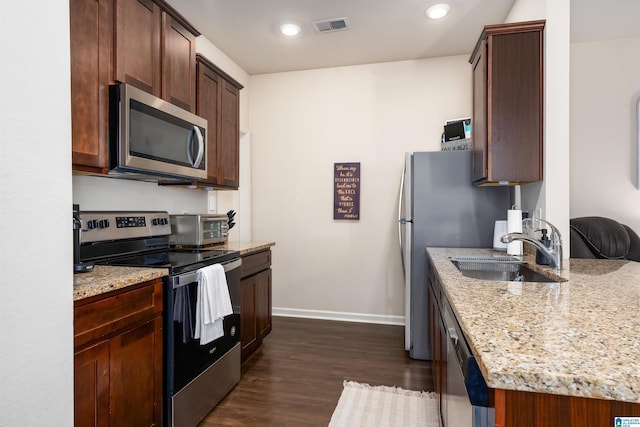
[{"x1": 427, "y1": 247, "x2": 640, "y2": 426}]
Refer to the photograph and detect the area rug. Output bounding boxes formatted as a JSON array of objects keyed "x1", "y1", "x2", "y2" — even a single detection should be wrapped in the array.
[{"x1": 328, "y1": 381, "x2": 439, "y2": 427}]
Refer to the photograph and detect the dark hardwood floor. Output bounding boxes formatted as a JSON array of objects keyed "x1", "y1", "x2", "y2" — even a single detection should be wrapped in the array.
[{"x1": 198, "y1": 316, "x2": 434, "y2": 427}]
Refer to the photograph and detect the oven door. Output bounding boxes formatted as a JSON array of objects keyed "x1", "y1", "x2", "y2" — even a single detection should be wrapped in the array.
[{"x1": 165, "y1": 258, "x2": 241, "y2": 395}]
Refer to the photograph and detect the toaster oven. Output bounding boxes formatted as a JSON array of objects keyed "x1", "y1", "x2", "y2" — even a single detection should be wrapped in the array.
[{"x1": 169, "y1": 214, "x2": 228, "y2": 247}]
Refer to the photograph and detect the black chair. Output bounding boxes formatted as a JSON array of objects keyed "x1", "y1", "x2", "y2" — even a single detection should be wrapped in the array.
[{"x1": 570, "y1": 216, "x2": 640, "y2": 262}]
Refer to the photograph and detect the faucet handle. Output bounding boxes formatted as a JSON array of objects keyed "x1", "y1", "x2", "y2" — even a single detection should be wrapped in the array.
[
  {"x1": 526, "y1": 217, "x2": 562, "y2": 240},
  {"x1": 522, "y1": 217, "x2": 537, "y2": 234}
]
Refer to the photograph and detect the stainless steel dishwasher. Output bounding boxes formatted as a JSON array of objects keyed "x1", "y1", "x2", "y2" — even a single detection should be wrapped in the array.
[{"x1": 443, "y1": 300, "x2": 494, "y2": 427}]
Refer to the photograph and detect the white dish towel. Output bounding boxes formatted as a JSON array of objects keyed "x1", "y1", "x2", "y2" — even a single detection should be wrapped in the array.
[{"x1": 194, "y1": 264, "x2": 233, "y2": 345}]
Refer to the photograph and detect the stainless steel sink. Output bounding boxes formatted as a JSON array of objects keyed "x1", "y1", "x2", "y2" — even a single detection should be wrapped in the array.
[{"x1": 449, "y1": 256, "x2": 564, "y2": 283}]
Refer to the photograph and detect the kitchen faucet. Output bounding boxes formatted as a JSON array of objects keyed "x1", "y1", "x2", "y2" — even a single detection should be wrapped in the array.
[{"x1": 501, "y1": 218, "x2": 563, "y2": 271}]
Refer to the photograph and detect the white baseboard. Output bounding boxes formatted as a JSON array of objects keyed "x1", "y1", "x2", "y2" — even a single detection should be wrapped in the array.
[{"x1": 273, "y1": 307, "x2": 405, "y2": 326}]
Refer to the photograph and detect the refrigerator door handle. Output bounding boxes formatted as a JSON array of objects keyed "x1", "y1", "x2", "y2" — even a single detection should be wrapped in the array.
[
  {"x1": 398, "y1": 159, "x2": 406, "y2": 276},
  {"x1": 400, "y1": 153, "x2": 413, "y2": 352}
]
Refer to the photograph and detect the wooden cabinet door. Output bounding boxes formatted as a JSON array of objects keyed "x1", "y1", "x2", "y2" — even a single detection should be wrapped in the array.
[
  {"x1": 471, "y1": 39, "x2": 487, "y2": 182},
  {"x1": 240, "y1": 275, "x2": 258, "y2": 360},
  {"x1": 469, "y1": 21, "x2": 544, "y2": 185},
  {"x1": 109, "y1": 317, "x2": 163, "y2": 427},
  {"x1": 162, "y1": 12, "x2": 196, "y2": 112},
  {"x1": 74, "y1": 280, "x2": 163, "y2": 427},
  {"x1": 239, "y1": 250, "x2": 273, "y2": 362},
  {"x1": 195, "y1": 56, "x2": 242, "y2": 189},
  {"x1": 437, "y1": 309, "x2": 447, "y2": 425},
  {"x1": 487, "y1": 29, "x2": 543, "y2": 183},
  {"x1": 197, "y1": 60, "x2": 222, "y2": 185},
  {"x1": 256, "y1": 269, "x2": 272, "y2": 340},
  {"x1": 219, "y1": 79, "x2": 240, "y2": 188},
  {"x1": 113, "y1": 0, "x2": 161, "y2": 96},
  {"x1": 75, "y1": 341, "x2": 110, "y2": 427},
  {"x1": 70, "y1": 0, "x2": 110, "y2": 171},
  {"x1": 428, "y1": 283, "x2": 438, "y2": 385}
]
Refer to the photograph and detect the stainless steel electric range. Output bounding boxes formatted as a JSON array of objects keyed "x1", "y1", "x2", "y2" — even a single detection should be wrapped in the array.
[{"x1": 78, "y1": 210, "x2": 241, "y2": 427}]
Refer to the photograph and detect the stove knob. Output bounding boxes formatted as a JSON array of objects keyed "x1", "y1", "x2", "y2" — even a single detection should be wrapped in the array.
[
  {"x1": 98, "y1": 219, "x2": 109, "y2": 229},
  {"x1": 152, "y1": 218, "x2": 158, "y2": 226},
  {"x1": 162, "y1": 218, "x2": 169, "y2": 225},
  {"x1": 87, "y1": 220, "x2": 98, "y2": 229}
]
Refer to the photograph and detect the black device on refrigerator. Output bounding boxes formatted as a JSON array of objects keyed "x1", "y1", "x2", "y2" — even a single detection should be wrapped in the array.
[
  {"x1": 398, "y1": 151, "x2": 510, "y2": 360},
  {"x1": 77, "y1": 210, "x2": 241, "y2": 427}
]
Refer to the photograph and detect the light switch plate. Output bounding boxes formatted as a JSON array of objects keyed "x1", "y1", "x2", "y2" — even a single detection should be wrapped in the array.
[{"x1": 208, "y1": 192, "x2": 217, "y2": 213}]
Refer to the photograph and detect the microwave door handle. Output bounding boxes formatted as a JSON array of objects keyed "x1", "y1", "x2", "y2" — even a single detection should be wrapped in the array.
[{"x1": 186, "y1": 126, "x2": 205, "y2": 168}]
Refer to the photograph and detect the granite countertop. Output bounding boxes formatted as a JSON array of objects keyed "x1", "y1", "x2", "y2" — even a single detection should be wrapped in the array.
[
  {"x1": 73, "y1": 265, "x2": 168, "y2": 301},
  {"x1": 427, "y1": 247, "x2": 640, "y2": 403},
  {"x1": 73, "y1": 242, "x2": 275, "y2": 301},
  {"x1": 221, "y1": 241, "x2": 275, "y2": 255}
]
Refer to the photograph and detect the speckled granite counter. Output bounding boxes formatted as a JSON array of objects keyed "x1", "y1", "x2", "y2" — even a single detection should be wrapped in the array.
[
  {"x1": 220, "y1": 241, "x2": 275, "y2": 256},
  {"x1": 73, "y1": 265, "x2": 168, "y2": 301},
  {"x1": 427, "y1": 247, "x2": 640, "y2": 403}
]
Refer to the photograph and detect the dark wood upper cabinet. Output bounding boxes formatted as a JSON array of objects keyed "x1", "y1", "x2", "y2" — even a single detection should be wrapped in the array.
[
  {"x1": 71, "y1": 0, "x2": 199, "y2": 173},
  {"x1": 69, "y1": 0, "x2": 111, "y2": 172},
  {"x1": 469, "y1": 20, "x2": 545, "y2": 185},
  {"x1": 219, "y1": 79, "x2": 241, "y2": 187},
  {"x1": 161, "y1": 11, "x2": 196, "y2": 112},
  {"x1": 113, "y1": 0, "x2": 161, "y2": 98},
  {"x1": 196, "y1": 55, "x2": 243, "y2": 189}
]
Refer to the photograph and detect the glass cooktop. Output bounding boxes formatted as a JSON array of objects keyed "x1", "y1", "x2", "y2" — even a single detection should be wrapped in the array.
[{"x1": 100, "y1": 248, "x2": 240, "y2": 275}]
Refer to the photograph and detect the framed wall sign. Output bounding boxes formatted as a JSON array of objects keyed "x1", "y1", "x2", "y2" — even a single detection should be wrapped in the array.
[{"x1": 334, "y1": 162, "x2": 360, "y2": 220}]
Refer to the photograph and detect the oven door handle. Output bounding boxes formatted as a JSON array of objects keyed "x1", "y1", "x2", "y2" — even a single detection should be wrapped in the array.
[{"x1": 171, "y1": 258, "x2": 242, "y2": 289}]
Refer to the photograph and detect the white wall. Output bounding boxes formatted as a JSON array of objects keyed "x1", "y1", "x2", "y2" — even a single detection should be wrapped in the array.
[
  {"x1": 570, "y1": 37, "x2": 640, "y2": 233},
  {"x1": 73, "y1": 175, "x2": 207, "y2": 213},
  {"x1": 506, "y1": 0, "x2": 571, "y2": 250},
  {"x1": 249, "y1": 56, "x2": 472, "y2": 321},
  {"x1": 0, "y1": 1, "x2": 74, "y2": 425}
]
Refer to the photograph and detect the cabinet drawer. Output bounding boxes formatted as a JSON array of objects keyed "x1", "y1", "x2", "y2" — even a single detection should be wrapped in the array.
[
  {"x1": 74, "y1": 279, "x2": 163, "y2": 349},
  {"x1": 241, "y1": 250, "x2": 271, "y2": 278},
  {"x1": 428, "y1": 263, "x2": 442, "y2": 302}
]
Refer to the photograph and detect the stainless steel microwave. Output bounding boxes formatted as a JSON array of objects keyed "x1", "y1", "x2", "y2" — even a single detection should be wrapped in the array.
[{"x1": 109, "y1": 83, "x2": 208, "y2": 181}]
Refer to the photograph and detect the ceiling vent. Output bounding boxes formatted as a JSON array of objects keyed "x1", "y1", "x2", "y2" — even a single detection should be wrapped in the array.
[{"x1": 312, "y1": 17, "x2": 350, "y2": 34}]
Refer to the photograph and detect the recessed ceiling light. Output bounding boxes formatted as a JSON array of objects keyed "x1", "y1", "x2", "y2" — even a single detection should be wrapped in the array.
[
  {"x1": 280, "y1": 23, "x2": 301, "y2": 36},
  {"x1": 425, "y1": 3, "x2": 450, "y2": 20}
]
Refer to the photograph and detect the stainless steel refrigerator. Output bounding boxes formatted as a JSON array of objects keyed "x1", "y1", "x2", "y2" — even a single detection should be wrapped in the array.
[{"x1": 398, "y1": 151, "x2": 510, "y2": 360}]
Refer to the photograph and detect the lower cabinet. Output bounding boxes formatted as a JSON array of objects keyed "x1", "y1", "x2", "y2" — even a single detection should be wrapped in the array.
[
  {"x1": 74, "y1": 341, "x2": 109, "y2": 425},
  {"x1": 74, "y1": 278, "x2": 163, "y2": 427},
  {"x1": 427, "y1": 259, "x2": 446, "y2": 425},
  {"x1": 240, "y1": 249, "x2": 272, "y2": 362}
]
